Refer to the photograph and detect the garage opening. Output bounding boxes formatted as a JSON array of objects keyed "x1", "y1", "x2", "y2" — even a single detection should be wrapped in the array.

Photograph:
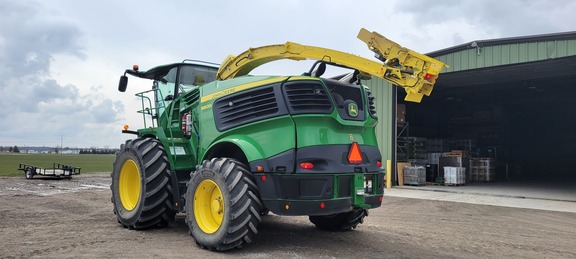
[{"x1": 396, "y1": 55, "x2": 576, "y2": 191}]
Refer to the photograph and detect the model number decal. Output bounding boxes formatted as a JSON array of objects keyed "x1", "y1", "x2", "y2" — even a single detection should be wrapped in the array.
[{"x1": 201, "y1": 103, "x2": 212, "y2": 110}]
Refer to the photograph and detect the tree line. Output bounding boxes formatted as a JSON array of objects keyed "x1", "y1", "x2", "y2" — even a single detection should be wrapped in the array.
[
  {"x1": 1, "y1": 146, "x2": 20, "y2": 153},
  {"x1": 0, "y1": 146, "x2": 118, "y2": 154},
  {"x1": 79, "y1": 149, "x2": 119, "y2": 154}
]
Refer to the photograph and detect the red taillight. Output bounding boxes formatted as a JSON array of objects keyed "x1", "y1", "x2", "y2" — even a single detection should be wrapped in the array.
[
  {"x1": 424, "y1": 73, "x2": 433, "y2": 80},
  {"x1": 320, "y1": 202, "x2": 325, "y2": 209},
  {"x1": 379, "y1": 196, "x2": 383, "y2": 203},
  {"x1": 300, "y1": 162, "x2": 314, "y2": 169},
  {"x1": 347, "y1": 142, "x2": 363, "y2": 164},
  {"x1": 377, "y1": 160, "x2": 382, "y2": 167},
  {"x1": 261, "y1": 175, "x2": 267, "y2": 181}
]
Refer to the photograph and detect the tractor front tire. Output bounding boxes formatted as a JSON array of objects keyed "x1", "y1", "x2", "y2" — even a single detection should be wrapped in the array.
[
  {"x1": 111, "y1": 138, "x2": 176, "y2": 229},
  {"x1": 309, "y1": 208, "x2": 368, "y2": 231},
  {"x1": 185, "y1": 158, "x2": 263, "y2": 251}
]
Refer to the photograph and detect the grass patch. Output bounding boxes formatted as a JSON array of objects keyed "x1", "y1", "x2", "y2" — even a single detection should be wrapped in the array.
[{"x1": 0, "y1": 153, "x2": 115, "y2": 177}]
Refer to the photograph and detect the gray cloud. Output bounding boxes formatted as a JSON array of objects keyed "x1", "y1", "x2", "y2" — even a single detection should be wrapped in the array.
[
  {"x1": 394, "y1": 0, "x2": 576, "y2": 44},
  {"x1": 0, "y1": 1, "x2": 84, "y2": 78},
  {"x1": 0, "y1": 0, "x2": 124, "y2": 147},
  {"x1": 91, "y1": 99, "x2": 125, "y2": 124}
]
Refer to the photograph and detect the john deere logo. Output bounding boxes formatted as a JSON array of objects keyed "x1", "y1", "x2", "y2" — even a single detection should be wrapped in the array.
[{"x1": 348, "y1": 103, "x2": 358, "y2": 117}]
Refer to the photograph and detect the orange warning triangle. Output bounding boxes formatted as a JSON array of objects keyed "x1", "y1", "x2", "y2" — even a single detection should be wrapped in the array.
[{"x1": 348, "y1": 142, "x2": 363, "y2": 164}]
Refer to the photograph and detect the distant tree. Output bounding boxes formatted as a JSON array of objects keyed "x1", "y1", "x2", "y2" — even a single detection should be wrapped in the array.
[
  {"x1": 9, "y1": 146, "x2": 13, "y2": 152},
  {"x1": 12, "y1": 145, "x2": 20, "y2": 153}
]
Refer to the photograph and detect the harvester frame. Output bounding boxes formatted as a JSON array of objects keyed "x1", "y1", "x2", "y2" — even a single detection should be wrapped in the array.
[{"x1": 111, "y1": 27, "x2": 446, "y2": 251}]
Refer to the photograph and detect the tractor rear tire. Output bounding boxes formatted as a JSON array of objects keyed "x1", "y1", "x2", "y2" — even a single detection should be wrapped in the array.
[
  {"x1": 185, "y1": 158, "x2": 263, "y2": 251},
  {"x1": 111, "y1": 138, "x2": 176, "y2": 229},
  {"x1": 25, "y1": 168, "x2": 34, "y2": 180},
  {"x1": 309, "y1": 208, "x2": 367, "y2": 231}
]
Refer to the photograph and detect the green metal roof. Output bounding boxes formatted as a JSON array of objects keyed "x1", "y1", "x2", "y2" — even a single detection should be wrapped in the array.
[{"x1": 428, "y1": 31, "x2": 576, "y2": 73}]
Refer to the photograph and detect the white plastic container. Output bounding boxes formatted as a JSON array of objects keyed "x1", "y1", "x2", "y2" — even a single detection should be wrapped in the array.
[{"x1": 444, "y1": 166, "x2": 466, "y2": 185}]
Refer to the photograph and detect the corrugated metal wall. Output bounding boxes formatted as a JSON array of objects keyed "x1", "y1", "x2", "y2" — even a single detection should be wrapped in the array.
[
  {"x1": 362, "y1": 78, "x2": 394, "y2": 162},
  {"x1": 435, "y1": 39, "x2": 576, "y2": 73}
]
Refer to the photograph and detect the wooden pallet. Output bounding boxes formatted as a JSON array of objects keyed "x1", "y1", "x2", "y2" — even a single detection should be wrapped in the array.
[
  {"x1": 403, "y1": 181, "x2": 426, "y2": 186},
  {"x1": 444, "y1": 183, "x2": 466, "y2": 187},
  {"x1": 425, "y1": 181, "x2": 466, "y2": 186}
]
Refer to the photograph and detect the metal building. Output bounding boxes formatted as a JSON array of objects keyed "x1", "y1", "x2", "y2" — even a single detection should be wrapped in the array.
[{"x1": 366, "y1": 31, "x2": 576, "y2": 185}]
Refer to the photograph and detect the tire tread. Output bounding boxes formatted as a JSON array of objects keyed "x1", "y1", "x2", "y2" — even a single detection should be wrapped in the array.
[
  {"x1": 185, "y1": 157, "x2": 262, "y2": 251},
  {"x1": 111, "y1": 138, "x2": 175, "y2": 230}
]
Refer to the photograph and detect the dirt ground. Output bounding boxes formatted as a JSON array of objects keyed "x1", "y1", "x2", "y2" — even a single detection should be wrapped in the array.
[{"x1": 1, "y1": 173, "x2": 575, "y2": 258}]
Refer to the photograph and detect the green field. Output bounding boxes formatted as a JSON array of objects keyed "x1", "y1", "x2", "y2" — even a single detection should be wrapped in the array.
[{"x1": 0, "y1": 153, "x2": 115, "y2": 177}]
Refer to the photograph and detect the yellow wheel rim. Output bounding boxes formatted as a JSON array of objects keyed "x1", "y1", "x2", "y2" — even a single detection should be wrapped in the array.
[
  {"x1": 194, "y1": 179, "x2": 224, "y2": 234},
  {"x1": 119, "y1": 159, "x2": 141, "y2": 211}
]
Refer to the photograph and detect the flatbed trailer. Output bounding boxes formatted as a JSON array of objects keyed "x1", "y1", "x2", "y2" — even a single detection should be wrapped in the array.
[{"x1": 18, "y1": 163, "x2": 81, "y2": 179}]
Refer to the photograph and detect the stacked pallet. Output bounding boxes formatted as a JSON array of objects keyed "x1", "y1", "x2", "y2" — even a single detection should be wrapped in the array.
[
  {"x1": 403, "y1": 166, "x2": 426, "y2": 186},
  {"x1": 439, "y1": 150, "x2": 469, "y2": 184},
  {"x1": 470, "y1": 158, "x2": 496, "y2": 182},
  {"x1": 444, "y1": 166, "x2": 466, "y2": 185}
]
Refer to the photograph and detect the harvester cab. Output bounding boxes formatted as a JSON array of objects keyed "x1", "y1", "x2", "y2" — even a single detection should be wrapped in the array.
[
  {"x1": 118, "y1": 60, "x2": 218, "y2": 127},
  {"x1": 112, "y1": 28, "x2": 447, "y2": 252}
]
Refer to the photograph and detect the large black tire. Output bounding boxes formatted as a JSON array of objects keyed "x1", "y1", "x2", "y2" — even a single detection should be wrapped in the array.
[
  {"x1": 185, "y1": 158, "x2": 263, "y2": 251},
  {"x1": 25, "y1": 167, "x2": 34, "y2": 180},
  {"x1": 111, "y1": 138, "x2": 176, "y2": 229},
  {"x1": 309, "y1": 208, "x2": 368, "y2": 231}
]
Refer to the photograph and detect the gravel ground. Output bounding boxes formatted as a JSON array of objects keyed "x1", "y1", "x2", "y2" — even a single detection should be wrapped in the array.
[{"x1": 1, "y1": 173, "x2": 575, "y2": 258}]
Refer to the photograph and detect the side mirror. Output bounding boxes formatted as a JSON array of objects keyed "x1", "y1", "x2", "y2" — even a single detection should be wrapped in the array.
[
  {"x1": 118, "y1": 75, "x2": 128, "y2": 92},
  {"x1": 313, "y1": 62, "x2": 326, "y2": 77}
]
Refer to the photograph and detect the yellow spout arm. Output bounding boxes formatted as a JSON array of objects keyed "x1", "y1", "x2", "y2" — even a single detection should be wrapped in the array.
[{"x1": 217, "y1": 28, "x2": 448, "y2": 103}]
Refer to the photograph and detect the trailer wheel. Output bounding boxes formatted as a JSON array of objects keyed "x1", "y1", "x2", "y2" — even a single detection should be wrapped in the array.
[
  {"x1": 185, "y1": 158, "x2": 263, "y2": 251},
  {"x1": 25, "y1": 168, "x2": 34, "y2": 180},
  {"x1": 111, "y1": 138, "x2": 175, "y2": 229},
  {"x1": 309, "y1": 208, "x2": 367, "y2": 231}
]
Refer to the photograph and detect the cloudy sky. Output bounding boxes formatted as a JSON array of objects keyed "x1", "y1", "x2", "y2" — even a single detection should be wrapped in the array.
[{"x1": 1, "y1": 0, "x2": 574, "y2": 148}]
